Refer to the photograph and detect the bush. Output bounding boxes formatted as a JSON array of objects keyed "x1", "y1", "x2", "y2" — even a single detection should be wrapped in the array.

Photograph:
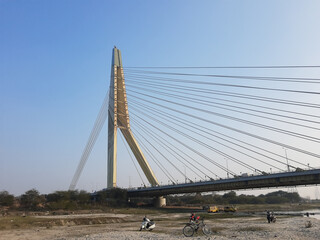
[{"x1": 0, "y1": 191, "x2": 14, "y2": 207}]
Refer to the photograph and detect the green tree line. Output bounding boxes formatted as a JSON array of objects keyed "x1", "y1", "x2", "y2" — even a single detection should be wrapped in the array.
[
  {"x1": 167, "y1": 190, "x2": 302, "y2": 206},
  {"x1": 0, "y1": 189, "x2": 303, "y2": 211},
  {"x1": 0, "y1": 188, "x2": 127, "y2": 211}
]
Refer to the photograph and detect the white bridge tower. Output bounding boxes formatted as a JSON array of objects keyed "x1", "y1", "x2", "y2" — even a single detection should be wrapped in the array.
[{"x1": 107, "y1": 47, "x2": 159, "y2": 188}]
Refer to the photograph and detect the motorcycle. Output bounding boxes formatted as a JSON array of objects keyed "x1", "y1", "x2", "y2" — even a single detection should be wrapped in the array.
[{"x1": 139, "y1": 216, "x2": 155, "y2": 231}]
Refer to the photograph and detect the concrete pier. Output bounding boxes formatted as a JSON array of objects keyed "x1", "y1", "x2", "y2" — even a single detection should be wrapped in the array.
[{"x1": 154, "y1": 196, "x2": 166, "y2": 207}]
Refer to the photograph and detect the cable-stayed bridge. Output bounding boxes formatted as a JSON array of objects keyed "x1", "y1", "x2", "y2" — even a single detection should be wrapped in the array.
[{"x1": 69, "y1": 47, "x2": 320, "y2": 206}]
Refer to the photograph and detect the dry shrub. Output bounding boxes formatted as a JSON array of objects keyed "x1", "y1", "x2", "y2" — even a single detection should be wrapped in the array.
[
  {"x1": 305, "y1": 221, "x2": 312, "y2": 228},
  {"x1": 238, "y1": 226, "x2": 265, "y2": 232}
]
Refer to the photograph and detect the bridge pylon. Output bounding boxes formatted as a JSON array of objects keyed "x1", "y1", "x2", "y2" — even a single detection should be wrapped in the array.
[{"x1": 107, "y1": 47, "x2": 159, "y2": 188}]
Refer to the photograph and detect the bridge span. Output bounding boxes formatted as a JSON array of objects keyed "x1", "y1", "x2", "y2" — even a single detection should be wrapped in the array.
[{"x1": 128, "y1": 169, "x2": 320, "y2": 198}]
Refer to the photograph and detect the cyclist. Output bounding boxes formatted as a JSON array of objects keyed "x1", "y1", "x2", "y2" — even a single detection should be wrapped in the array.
[{"x1": 189, "y1": 213, "x2": 200, "y2": 223}]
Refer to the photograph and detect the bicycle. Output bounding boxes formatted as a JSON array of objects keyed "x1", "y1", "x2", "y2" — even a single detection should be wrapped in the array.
[{"x1": 183, "y1": 218, "x2": 211, "y2": 237}]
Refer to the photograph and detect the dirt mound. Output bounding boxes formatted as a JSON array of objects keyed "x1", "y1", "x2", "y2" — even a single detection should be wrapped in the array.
[{"x1": 42, "y1": 217, "x2": 125, "y2": 228}]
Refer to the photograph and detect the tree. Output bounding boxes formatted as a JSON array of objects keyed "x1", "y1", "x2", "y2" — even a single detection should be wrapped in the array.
[
  {"x1": 95, "y1": 188, "x2": 128, "y2": 207},
  {"x1": 45, "y1": 190, "x2": 91, "y2": 210},
  {"x1": 20, "y1": 189, "x2": 44, "y2": 209},
  {"x1": 77, "y1": 190, "x2": 90, "y2": 204},
  {"x1": 222, "y1": 191, "x2": 237, "y2": 203},
  {"x1": 0, "y1": 191, "x2": 14, "y2": 207}
]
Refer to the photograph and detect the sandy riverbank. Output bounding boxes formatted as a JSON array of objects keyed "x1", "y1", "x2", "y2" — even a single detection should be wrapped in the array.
[{"x1": 1, "y1": 212, "x2": 320, "y2": 240}]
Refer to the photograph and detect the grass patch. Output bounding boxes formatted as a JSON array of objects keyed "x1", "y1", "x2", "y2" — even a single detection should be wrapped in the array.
[
  {"x1": 0, "y1": 216, "x2": 49, "y2": 230},
  {"x1": 110, "y1": 206, "x2": 205, "y2": 216}
]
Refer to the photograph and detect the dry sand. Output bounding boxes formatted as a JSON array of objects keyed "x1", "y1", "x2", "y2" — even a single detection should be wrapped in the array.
[{"x1": 1, "y1": 212, "x2": 320, "y2": 240}]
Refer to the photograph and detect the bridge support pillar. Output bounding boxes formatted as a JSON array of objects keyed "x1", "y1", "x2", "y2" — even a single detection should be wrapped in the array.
[{"x1": 154, "y1": 196, "x2": 166, "y2": 208}]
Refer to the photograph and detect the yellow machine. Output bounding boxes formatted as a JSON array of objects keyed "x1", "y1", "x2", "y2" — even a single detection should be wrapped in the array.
[
  {"x1": 223, "y1": 206, "x2": 237, "y2": 212},
  {"x1": 207, "y1": 206, "x2": 219, "y2": 213}
]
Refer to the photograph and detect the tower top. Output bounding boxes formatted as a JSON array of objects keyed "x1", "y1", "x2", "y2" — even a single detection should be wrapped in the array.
[{"x1": 112, "y1": 46, "x2": 122, "y2": 67}]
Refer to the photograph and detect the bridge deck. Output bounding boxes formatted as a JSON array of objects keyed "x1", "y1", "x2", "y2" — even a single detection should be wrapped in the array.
[{"x1": 127, "y1": 169, "x2": 320, "y2": 197}]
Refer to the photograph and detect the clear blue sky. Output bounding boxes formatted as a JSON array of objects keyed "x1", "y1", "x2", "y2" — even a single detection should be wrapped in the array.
[{"x1": 1, "y1": 0, "x2": 320, "y2": 197}]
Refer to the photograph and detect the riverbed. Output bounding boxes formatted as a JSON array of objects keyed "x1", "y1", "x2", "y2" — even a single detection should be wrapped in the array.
[{"x1": 1, "y1": 212, "x2": 320, "y2": 240}]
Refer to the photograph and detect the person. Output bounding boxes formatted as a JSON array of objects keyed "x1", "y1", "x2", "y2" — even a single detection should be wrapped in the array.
[
  {"x1": 267, "y1": 211, "x2": 271, "y2": 223},
  {"x1": 190, "y1": 213, "x2": 195, "y2": 222},
  {"x1": 270, "y1": 212, "x2": 276, "y2": 223},
  {"x1": 189, "y1": 213, "x2": 200, "y2": 223}
]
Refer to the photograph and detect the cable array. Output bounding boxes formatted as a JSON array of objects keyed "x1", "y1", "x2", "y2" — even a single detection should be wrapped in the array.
[
  {"x1": 70, "y1": 65, "x2": 320, "y2": 189},
  {"x1": 122, "y1": 66, "x2": 320, "y2": 185},
  {"x1": 69, "y1": 91, "x2": 109, "y2": 190},
  {"x1": 119, "y1": 132, "x2": 146, "y2": 187}
]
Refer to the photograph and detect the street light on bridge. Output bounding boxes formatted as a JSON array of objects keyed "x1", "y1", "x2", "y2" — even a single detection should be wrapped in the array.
[
  {"x1": 283, "y1": 147, "x2": 290, "y2": 172},
  {"x1": 225, "y1": 158, "x2": 229, "y2": 179}
]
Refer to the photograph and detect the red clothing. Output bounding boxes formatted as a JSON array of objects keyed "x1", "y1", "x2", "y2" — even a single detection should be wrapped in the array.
[{"x1": 190, "y1": 214, "x2": 200, "y2": 222}]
